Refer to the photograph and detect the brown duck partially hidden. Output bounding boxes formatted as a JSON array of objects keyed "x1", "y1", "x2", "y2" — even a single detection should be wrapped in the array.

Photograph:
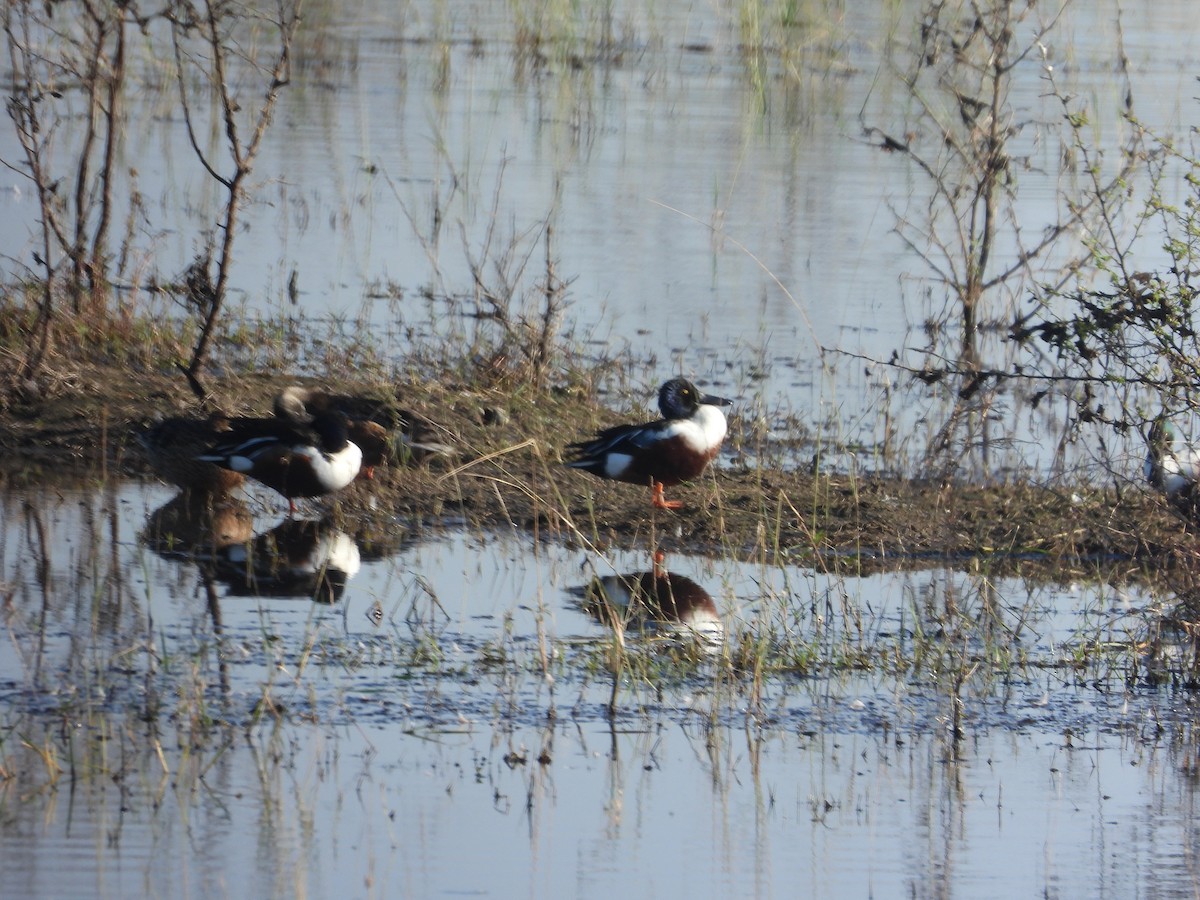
[{"x1": 274, "y1": 385, "x2": 456, "y2": 477}]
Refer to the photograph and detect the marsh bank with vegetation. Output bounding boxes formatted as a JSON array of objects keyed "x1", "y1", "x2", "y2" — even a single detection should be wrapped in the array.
[{"x1": 0, "y1": 361, "x2": 1196, "y2": 578}]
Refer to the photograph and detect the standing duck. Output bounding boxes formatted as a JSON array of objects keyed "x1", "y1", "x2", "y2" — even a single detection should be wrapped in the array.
[
  {"x1": 195, "y1": 410, "x2": 363, "y2": 512},
  {"x1": 1145, "y1": 417, "x2": 1200, "y2": 519},
  {"x1": 565, "y1": 377, "x2": 731, "y2": 509}
]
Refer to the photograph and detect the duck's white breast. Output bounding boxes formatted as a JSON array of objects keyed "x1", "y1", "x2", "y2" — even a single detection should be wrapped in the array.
[
  {"x1": 298, "y1": 441, "x2": 363, "y2": 490},
  {"x1": 671, "y1": 405, "x2": 727, "y2": 453}
]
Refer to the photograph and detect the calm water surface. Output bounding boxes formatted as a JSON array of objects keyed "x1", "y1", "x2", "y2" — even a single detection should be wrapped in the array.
[{"x1": 2, "y1": 482, "x2": 1199, "y2": 898}]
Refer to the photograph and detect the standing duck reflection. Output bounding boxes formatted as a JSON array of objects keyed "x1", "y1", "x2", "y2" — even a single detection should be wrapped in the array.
[
  {"x1": 143, "y1": 491, "x2": 361, "y2": 605},
  {"x1": 214, "y1": 517, "x2": 361, "y2": 604},
  {"x1": 575, "y1": 567, "x2": 723, "y2": 640}
]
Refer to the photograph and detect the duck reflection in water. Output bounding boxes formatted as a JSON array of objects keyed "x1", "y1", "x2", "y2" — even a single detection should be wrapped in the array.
[
  {"x1": 215, "y1": 517, "x2": 361, "y2": 604},
  {"x1": 575, "y1": 565, "x2": 723, "y2": 641},
  {"x1": 142, "y1": 491, "x2": 255, "y2": 559}
]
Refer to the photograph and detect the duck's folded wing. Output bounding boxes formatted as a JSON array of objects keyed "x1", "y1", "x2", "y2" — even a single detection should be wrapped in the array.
[
  {"x1": 198, "y1": 434, "x2": 293, "y2": 471},
  {"x1": 568, "y1": 421, "x2": 665, "y2": 458}
]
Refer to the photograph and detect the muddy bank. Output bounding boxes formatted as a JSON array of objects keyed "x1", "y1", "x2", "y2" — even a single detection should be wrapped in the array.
[{"x1": 0, "y1": 365, "x2": 1195, "y2": 582}]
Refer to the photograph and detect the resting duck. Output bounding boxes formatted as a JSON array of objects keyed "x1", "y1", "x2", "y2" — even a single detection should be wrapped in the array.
[
  {"x1": 274, "y1": 385, "x2": 455, "y2": 476},
  {"x1": 565, "y1": 377, "x2": 731, "y2": 509},
  {"x1": 1145, "y1": 417, "x2": 1200, "y2": 518},
  {"x1": 138, "y1": 413, "x2": 255, "y2": 494},
  {"x1": 195, "y1": 410, "x2": 363, "y2": 512}
]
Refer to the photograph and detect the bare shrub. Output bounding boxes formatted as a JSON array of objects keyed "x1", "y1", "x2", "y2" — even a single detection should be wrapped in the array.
[{"x1": 0, "y1": 0, "x2": 300, "y2": 399}]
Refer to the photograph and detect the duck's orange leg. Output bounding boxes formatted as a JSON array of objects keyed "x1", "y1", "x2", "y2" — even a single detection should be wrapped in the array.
[
  {"x1": 652, "y1": 548, "x2": 668, "y2": 577},
  {"x1": 651, "y1": 482, "x2": 682, "y2": 510}
]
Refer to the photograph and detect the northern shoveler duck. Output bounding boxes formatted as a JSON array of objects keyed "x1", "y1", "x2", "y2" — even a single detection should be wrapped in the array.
[
  {"x1": 274, "y1": 385, "x2": 455, "y2": 477},
  {"x1": 195, "y1": 410, "x2": 363, "y2": 511},
  {"x1": 1145, "y1": 417, "x2": 1200, "y2": 519},
  {"x1": 138, "y1": 413, "x2": 252, "y2": 494},
  {"x1": 565, "y1": 377, "x2": 731, "y2": 509}
]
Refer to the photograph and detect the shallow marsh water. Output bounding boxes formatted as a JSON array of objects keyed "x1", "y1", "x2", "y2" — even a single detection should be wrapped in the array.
[
  {"x1": 7, "y1": 0, "x2": 1200, "y2": 896},
  {"x1": 3, "y1": 482, "x2": 1200, "y2": 897}
]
